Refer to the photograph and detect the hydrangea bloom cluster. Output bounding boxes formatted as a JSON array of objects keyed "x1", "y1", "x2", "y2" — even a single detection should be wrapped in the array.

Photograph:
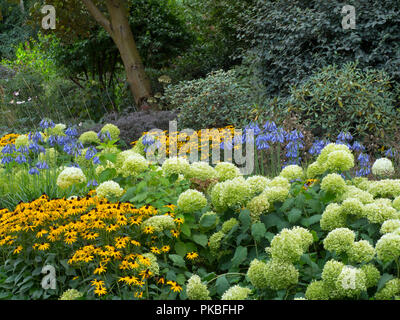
[
  {"x1": 120, "y1": 153, "x2": 149, "y2": 178},
  {"x1": 279, "y1": 165, "x2": 304, "y2": 181},
  {"x1": 372, "y1": 158, "x2": 395, "y2": 177},
  {"x1": 375, "y1": 233, "x2": 400, "y2": 262},
  {"x1": 320, "y1": 173, "x2": 347, "y2": 194},
  {"x1": 323, "y1": 228, "x2": 355, "y2": 254},
  {"x1": 246, "y1": 175, "x2": 270, "y2": 196},
  {"x1": 214, "y1": 162, "x2": 241, "y2": 181},
  {"x1": 59, "y1": 289, "x2": 83, "y2": 300},
  {"x1": 100, "y1": 123, "x2": 120, "y2": 140},
  {"x1": 186, "y1": 275, "x2": 211, "y2": 300},
  {"x1": 96, "y1": 180, "x2": 124, "y2": 199},
  {"x1": 177, "y1": 189, "x2": 207, "y2": 213},
  {"x1": 161, "y1": 157, "x2": 190, "y2": 177},
  {"x1": 56, "y1": 167, "x2": 86, "y2": 189},
  {"x1": 185, "y1": 161, "x2": 217, "y2": 181},
  {"x1": 210, "y1": 177, "x2": 251, "y2": 211},
  {"x1": 78, "y1": 131, "x2": 100, "y2": 145},
  {"x1": 246, "y1": 195, "x2": 270, "y2": 222},
  {"x1": 221, "y1": 285, "x2": 251, "y2": 300},
  {"x1": 141, "y1": 215, "x2": 175, "y2": 233}
]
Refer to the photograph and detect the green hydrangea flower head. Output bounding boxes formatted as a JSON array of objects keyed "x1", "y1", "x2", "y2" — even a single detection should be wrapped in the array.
[
  {"x1": 305, "y1": 281, "x2": 330, "y2": 300},
  {"x1": 367, "y1": 180, "x2": 400, "y2": 199},
  {"x1": 261, "y1": 186, "x2": 289, "y2": 203},
  {"x1": 291, "y1": 226, "x2": 314, "y2": 251},
  {"x1": 306, "y1": 161, "x2": 326, "y2": 178},
  {"x1": 263, "y1": 260, "x2": 299, "y2": 290},
  {"x1": 208, "y1": 231, "x2": 225, "y2": 253},
  {"x1": 376, "y1": 233, "x2": 400, "y2": 262},
  {"x1": 100, "y1": 123, "x2": 120, "y2": 140},
  {"x1": 221, "y1": 285, "x2": 251, "y2": 300},
  {"x1": 96, "y1": 180, "x2": 124, "y2": 199},
  {"x1": 341, "y1": 198, "x2": 364, "y2": 217},
  {"x1": 279, "y1": 165, "x2": 304, "y2": 181},
  {"x1": 320, "y1": 203, "x2": 347, "y2": 231},
  {"x1": 246, "y1": 175, "x2": 270, "y2": 196},
  {"x1": 78, "y1": 131, "x2": 100, "y2": 145},
  {"x1": 59, "y1": 289, "x2": 83, "y2": 300},
  {"x1": 14, "y1": 135, "x2": 29, "y2": 149},
  {"x1": 220, "y1": 177, "x2": 252, "y2": 209},
  {"x1": 375, "y1": 278, "x2": 400, "y2": 300},
  {"x1": 321, "y1": 173, "x2": 347, "y2": 194},
  {"x1": 39, "y1": 147, "x2": 58, "y2": 166},
  {"x1": 361, "y1": 264, "x2": 380, "y2": 288},
  {"x1": 363, "y1": 201, "x2": 399, "y2": 224},
  {"x1": 247, "y1": 259, "x2": 269, "y2": 289},
  {"x1": 186, "y1": 161, "x2": 217, "y2": 181},
  {"x1": 325, "y1": 150, "x2": 354, "y2": 172},
  {"x1": 162, "y1": 157, "x2": 190, "y2": 177},
  {"x1": 186, "y1": 275, "x2": 211, "y2": 300},
  {"x1": 348, "y1": 240, "x2": 375, "y2": 263},
  {"x1": 137, "y1": 253, "x2": 159, "y2": 276},
  {"x1": 339, "y1": 186, "x2": 374, "y2": 204},
  {"x1": 247, "y1": 194, "x2": 270, "y2": 222},
  {"x1": 393, "y1": 196, "x2": 400, "y2": 211},
  {"x1": 381, "y1": 219, "x2": 400, "y2": 234},
  {"x1": 317, "y1": 143, "x2": 351, "y2": 165},
  {"x1": 215, "y1": 162, "x2": 241, "y2": 181},
  {"x1": 142, "y1": 215, "x2": 175, "y2": 233},
  {"x1": 268, "y1": 176, "x2": 290, "y2": 189},
  {"x1": 221, "y1": 218, "x2": 239, "y2": 234},
  {"x1": 121, "y1": 153, "x2": 149, "y2": 178},
  {"x1": 177, "y1": 189, "x2": 207, "y2": 213},
  {"x1": 268, "y1": 228, "x2": 305, "y2": 263},
  {"x1": 323, "y1": 228, "x2": 355, "y2": 254},
  {"x1": 321, "y1": 260, "x2": 345, "y2": 287}
]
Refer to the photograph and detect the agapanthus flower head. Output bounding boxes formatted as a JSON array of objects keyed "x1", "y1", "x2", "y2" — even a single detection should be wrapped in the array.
[
  {"x1": 320, "y1": 173, "x2": 347, "y2": 194},
  {"x1": 337, "y1": 131, "x2": 353, "y2": 142},
  {"x1": 15, "y1": 154, "x2": 27, "y2": 164},
  {"x1": 263, "y1": 121, "x2": 277, "y2": 132},
  {"x1": 65, "y1": 127, "x2": 78, "y2": 137},
  {"x1": 56, "y1": 167, "x2": 86, "y2": 189},
  {"x1": 186, "y1": 275, "x2": 211, "y2": 300},
  {"x1": 323, "y1": 228, "x2": 355, "y2": 254},
  {"x1": 39, "y1": 118, "x2": 55, "y2": 130},
  {"x1": 95, "y1": 180, "x2": 124, "y2": 199},
  {"x1": 177, "y1": 189, "x2": 207, "y2": 213},
  {"x1": 214, "y1": 162, "x2": 241, "y2": 182},
  {"x1": 372, "y1": 158, "x2": 395, "y2": 177},
  {"x1": 221, "y1": 285, "x2": 251, "y2": 300},
  {"x1": 28, "y1": 167, "x2": 40, "y2": 175},
  {"x1": 36, "y1": 161, "x2": 49, "y2": 170}
]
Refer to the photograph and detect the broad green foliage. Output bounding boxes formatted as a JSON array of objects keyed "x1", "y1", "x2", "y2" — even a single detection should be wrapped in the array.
[{"x1": 240, "y1": 0, "x2": 400, "y2": 95}]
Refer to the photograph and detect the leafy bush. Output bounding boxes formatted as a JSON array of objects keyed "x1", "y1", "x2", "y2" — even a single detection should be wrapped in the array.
[
  {"x1": 279, "y1": 62, "x2": 400, "y2": 142},
  {"x1": 240, "y1": 0, "x2": 400, "y2": 95},
  {"x1": 164, "y1": 69, "x2": 255, "y2": 130}
]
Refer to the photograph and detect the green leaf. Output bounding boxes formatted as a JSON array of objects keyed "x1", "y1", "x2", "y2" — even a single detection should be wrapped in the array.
[
  {"x1": 377, "y1": 273, "x2": 394, "y2": 292},
  {"x1": 169, "y1": 254, "x2": 186, "y2": 269},
  {"x1": 216, "y1": 276, "x2": 230, "y2": 296},
  {"x1": 174, "y1": 242, "x2": 187, "y2": 257},
  {"x1": 288, "y1": 208, "x2": 302, "y2": 223},
  {"x1": 300, "y1": 214, "x2": 322, "y2": 227},
  {"x1": 181, "y1": 223, "x2": 191, "y2": 237},
  {"x1": 251, "y1": 223, "x2": 266, "y2": 242},
  {"x1": 192, "y1": 233, "x2": 208, "y2": 247},
  {"x1": 200, "y1": 214, "x2": 217, "y2": 228},
  {"x1": 231, "y1": 246, "x2": 247, "y2": 268},
  {"x1": 239, "y1": 209, "x2": 251, "y2": 231}
]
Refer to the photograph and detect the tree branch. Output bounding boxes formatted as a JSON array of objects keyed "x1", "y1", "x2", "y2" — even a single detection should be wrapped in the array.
[{"x1": 81, "y1": 0, "x2": 112, "y2": 35}]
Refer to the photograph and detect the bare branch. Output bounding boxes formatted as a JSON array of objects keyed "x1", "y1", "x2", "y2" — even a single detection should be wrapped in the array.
[{"x1": 81, "y1": 0, "x2": 112, "y2": 35}]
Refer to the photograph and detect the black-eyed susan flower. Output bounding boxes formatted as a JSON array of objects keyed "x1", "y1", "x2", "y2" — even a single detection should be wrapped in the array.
[
  {"x1": 161, "y1": 245, "x2": 170, "y2": 253},
  {"x1": 186, "y1": 252, "x2": 199, "y2": 260}
]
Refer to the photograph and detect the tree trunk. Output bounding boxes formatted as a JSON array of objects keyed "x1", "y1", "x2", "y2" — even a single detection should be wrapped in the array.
[{"x1": 81, "y1": 0, "x2": 152, "y2": 109}]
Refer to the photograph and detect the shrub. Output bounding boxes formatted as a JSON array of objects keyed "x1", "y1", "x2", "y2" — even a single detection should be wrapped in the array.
[
  {"x1": 164, "y1": 69, "x2": 255, "y2": 130},
  {"x1": 239, "y1": 0, "x2": 400, "y2": 95},
  {"x1": 279, "y1": 62, "x2": 399, "y2": 141}
]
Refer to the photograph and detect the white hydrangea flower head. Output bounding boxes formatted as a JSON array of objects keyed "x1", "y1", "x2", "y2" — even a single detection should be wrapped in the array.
[
  {"x1": 100, "y1": 123, "x2": 120, "y2": 140},
  {"x1": 320, "y1": 203, "x2": 347, "y2": 231},
  {"x1": 325, "y1": 150, "x2": 355, "y2": 172},
  {"x1": 263, "y1": 260, "x2": 299, "y2": 290},
  {"x1": 261, "y1": 186, "x2": 289, "y2": 203},
  {"x1": 186, "y1": 275, "x2": 211, "y2": 300},
  {"x1": 336, "y1": 266, "x2": 367, "y2": 297},
  {"x1": 376, "y1": 233, "x2": 400, "y2": 262},
  {"x1": 367, "y1": 179, "x2": 400, "y2": 199},
  {"x1": 246, "y1": 175, "x2": 271, "y2": 196},
  {"x1": 381, "y1": 219, "x2": 400, "y2": 234},
  {"x1": 56, "y1": 167, "x2": 86, "y2": 189},
  {"x1": 185, "y1": 161, "x2": 217, "y2": 181},
  {"x1": 247, "y1": 259, "x2": 269, "y2": 289},
  {"x1": 363, "y1": 201, "x2": 399, "y2": 224},
  {"x1": 78, "y1": 131, "x2": 100, "y2": 145},
  {"x1": 348, "y1": 240, "x2": 375, "y2": 263},
  {"x1": 306, "y1": 161, "x2": 326, "y2": 178},
  {"x1": 305, "y1": 281, "x2": 330, "y2": 300},
  {"x1": 96, "y1": 180, "x2": 124, "y2": 199},
  {"x1": 14, "y1": 135, "x2": 30, "y2": 149},
  {"x1": 268, "y1": 176, "x2": 290, "y2": 189},
  {"x1": 141, "y1": 215, "x2": 176, "y2": 233},
  {"x1": 323, "y1": 228, "x2": 355, "y2": 254},
  {"x1": 321, "y1": 173, "x2": 347, "y2": 194},
  {"x1": 59, "y1": 289, "x2": 83, "y2": 300},
  {"x1": 372, "y1": 158, "x2": 395, "y2": 177},
  {"x1": 121, "y1": 153, "x2": 149, "y2": 178},
  {"x1": 247, "y1": 194, "x2": 270, "y2": 222},
  {"x1": 361, "y1": 264, "x2": 380, "y2": 289}
]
